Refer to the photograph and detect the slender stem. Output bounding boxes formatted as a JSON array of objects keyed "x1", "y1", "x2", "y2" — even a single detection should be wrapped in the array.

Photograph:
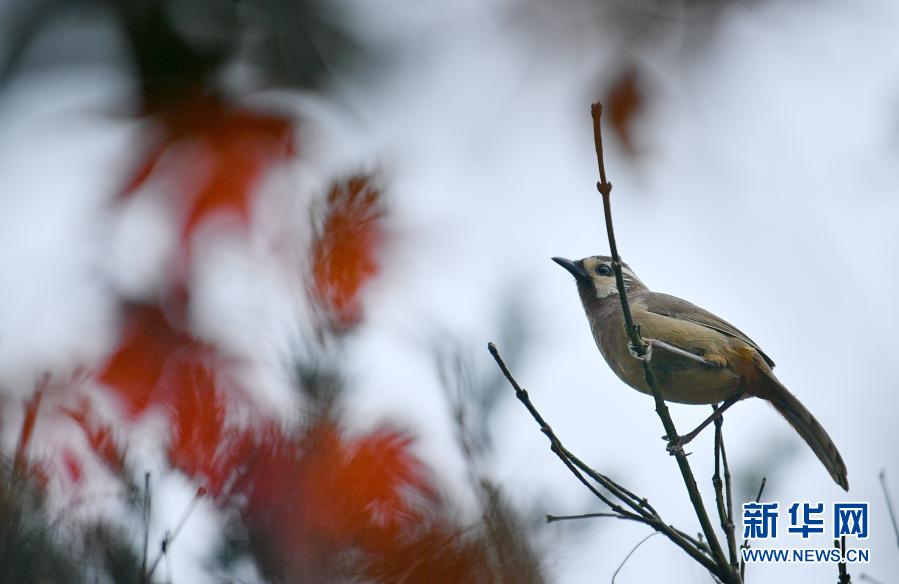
[
  {"x1": 722, "y1": 430, "x2": 736, "y2": 565},
  {"x1": 878, "y1": 470, "x2": 899, "y2": 547},
  {"x1": 754, "y1": 477, "x2": 767, "y2": 503},
  {"x1": 836, "y1": 536, "x2": 851, "y2": 583},
  {"x1": 612, "y1": 532, "x2": 659, "y2": 584},
  {"x1": 146, "y1": 487, "x2": 206, "y2": 578},
  {"x1": 546, "y1": 512, "x2": 625, "y2": 523},
  {"x1": 140, "y1": 472, "x2": 150, "y2": 584},
  {"x1": 740, "y1": 477, "x2": 767, "y2": 581},
  {"x1": 713, "y1": 410, "x2": 738, "y2": 568},
  {"x1": 591, "y1": 102, "x2": 737, "y2": 583}
]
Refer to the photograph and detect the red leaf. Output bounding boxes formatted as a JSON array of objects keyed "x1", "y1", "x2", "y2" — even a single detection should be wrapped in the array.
[
  {"x1": 339, "y1": 429, "x2": 436, "y2": 533},
  {"x1": 311, "y1": 176, "x2": 385, "y2": 330},
  {"x1": 220, "y1": 420, "x2": 438, "y2": 581},
  {"x1": 120, "y1": 96, "x2": 295, "y2": 242},
  {"x1": 13, "y1": 385, "x2": 44, "y2": 474},
  {"x1": 98, "y1": 304, "x2": 199, "y2": 418},
  {"x1": 62, "y1": 449, "x2": 83, "y2": 485},
  {"x1": 361, "y1": 524, "x2": 487, "y2": 583},
  {"x1": 62, "y1": 406, "x2": 126, "y2": 476},
  {"x1": 166, "y1": 358, "x2": 232, "y2": 494},
  {"x1": 605, "y1": 66, "x2": 645, "y2": 156}
]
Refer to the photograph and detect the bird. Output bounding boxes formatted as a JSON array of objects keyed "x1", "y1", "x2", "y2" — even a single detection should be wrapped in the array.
[{"x1": 552, "y1": 254, "x2": 848, "y2": 491}]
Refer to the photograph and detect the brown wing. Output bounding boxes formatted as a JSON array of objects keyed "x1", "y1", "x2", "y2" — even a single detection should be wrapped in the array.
[{"x1": 641, "y1": 292, "x2": 775, "y2": 368}]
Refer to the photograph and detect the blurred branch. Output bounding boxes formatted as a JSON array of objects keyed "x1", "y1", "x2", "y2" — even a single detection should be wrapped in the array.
[
  {"x1": 437, "y1": 343, "x2": 544, "y2": 582},
  {"x1": 879, "y1": 470, "x2": 899, "y2": 548},
  {"x1": 1, "y1": 457, "x2": 141, "y2": 581},
  {"x1": 139, "y1": 472, "x2": 150, "y2": 584},
  {"x1": 590, "y1": 102, "x2": 738, "y2": 583},
  {"x1": 146, "y1": 487, "x2": 207, "y2": 579}
]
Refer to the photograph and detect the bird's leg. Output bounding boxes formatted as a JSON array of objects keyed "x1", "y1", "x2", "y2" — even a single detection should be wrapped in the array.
[{"x1": 665, "y1": 397, "x2": 740, "y2": 455}]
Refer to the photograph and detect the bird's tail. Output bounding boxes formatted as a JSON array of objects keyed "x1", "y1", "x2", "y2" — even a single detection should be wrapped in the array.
[{"x1": 752, "y1": 369, "x2": 849, "y2": 491}]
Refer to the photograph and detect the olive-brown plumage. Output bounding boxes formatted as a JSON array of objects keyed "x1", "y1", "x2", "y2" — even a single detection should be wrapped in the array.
[{"x1": 554, "y1": 255, "x2": 848, "y2": 491}]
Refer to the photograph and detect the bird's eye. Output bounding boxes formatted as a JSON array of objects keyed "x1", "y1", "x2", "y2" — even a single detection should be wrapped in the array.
[{"x1": 596, "y1": 264, "x2": 612, "y2": 276}]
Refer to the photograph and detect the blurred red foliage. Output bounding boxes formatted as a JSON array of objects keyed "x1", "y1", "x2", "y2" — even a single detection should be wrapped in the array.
[
  {"x1": 226, "y1": 419, "x2": 491, "y2": 582},
  {"x1": 605, "y1": 66, "x2": 644, "y2": 156},
  {"x1": 62, "y1": 449, "x2": 83, "y2": 485},
  {"x1": 63, "y1": 406, "x2": 127, "y2": 477},
  {"x1": 98, "y1": 304, "x2": 206, "y2": 418},
  {"x1": 121, "y1": 95, "x2": 295, "y2": 242},
  {"x1": 13, "y1": 385, "x2": 44, "y2": 474},
  {"x1": 5, "y1": 89, "x2": 529, "y2": 581},
  {"x1": 312, "y1": 176, "x2": 385, "y2": 330},
  {"x1": 165, "y1": 357, "x2": 246, "y2": 498}
]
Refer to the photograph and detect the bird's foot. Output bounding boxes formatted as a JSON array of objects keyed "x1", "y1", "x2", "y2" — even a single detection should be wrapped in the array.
[
  {"x1": 665, "y1": 438, "x2": 691, "y2": 456},
  {"x1": 662, "y1": 434, "x2": 693, "y2": 456},
  {"x1": 628, "y1": 341, "x2": 651, "y2": 361}
]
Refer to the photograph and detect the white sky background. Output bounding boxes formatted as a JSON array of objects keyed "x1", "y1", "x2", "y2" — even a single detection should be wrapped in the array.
[{"x1": 1, "y1": 0, "x2": 899, "y2": 582}]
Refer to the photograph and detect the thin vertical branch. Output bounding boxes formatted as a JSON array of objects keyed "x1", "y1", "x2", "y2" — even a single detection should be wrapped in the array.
[
  {"x1": 879, "y1": 470, "x2": 899, "y2": 548},
  {"x1": 713, "y1": 407, "x2": 738, "y2": 568},
  {"x1": 740, "y1": 477, "x2": 767, "y2": 581},
  {"x1": 836, "y1": 536, "x2": 851, "y2": 583},
  {"x1": 722, "y1": 433, "x2": 735, "y2": 552},
  {"x1": 590, "y1": 102, "x2": 737, "y2": 583},
  {"x1": 140, "y1": 472, "x2": 151, "y2": 584}
]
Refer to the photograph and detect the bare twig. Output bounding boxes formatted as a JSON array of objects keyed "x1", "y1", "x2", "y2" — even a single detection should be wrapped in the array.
[
  {"x1": 721, "y1": 436, "x2": 735, "y2": 546},
  {"x1": 754, "y1": 477, "x2": 767, "y2": 503},
  {"x1": 713, "y1": 407, "x2": 738, "y2": 568},
  {"x1": 879, "y1": 470, "x2": 899, "y2": 548},
  {"x1": 740, "y1": 476, "x2": 767, "y2": 581},
  {"x1": 590, "y1": 102, "x2": 738, "y2": 583},
  {"x1": 140, "y1": 472, "x2": 150, "y2": 584},
  {"x1": 146, "y1": 487, "x2": 206, "y2": 578},
  {"x1": 546, "y1": 512, "x2": 624, "y2": 523},
  {"x1": 612, "y1": 532, "x2": 659, "y2": 584},
  {"x1": 836, "y1": 536, "x2": 851, "y2": 584}
]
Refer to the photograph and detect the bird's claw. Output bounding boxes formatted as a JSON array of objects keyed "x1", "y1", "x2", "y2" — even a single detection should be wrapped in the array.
[
  {"x1": 665, "y1": 437, "x2": 689, "y2": 456},
  {"x1": 629, "y1": 341, "x2": 651, "y2": 361}
]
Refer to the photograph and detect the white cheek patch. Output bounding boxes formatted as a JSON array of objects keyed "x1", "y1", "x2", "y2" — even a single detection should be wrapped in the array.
[{"x1": 594, "y1": 281, "x2": 620, "y2": 298}]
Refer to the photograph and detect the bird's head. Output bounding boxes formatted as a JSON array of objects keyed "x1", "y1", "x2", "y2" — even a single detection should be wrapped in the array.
[{"x1": 552, "y1": 255, "x2": 645, "y2": 299}]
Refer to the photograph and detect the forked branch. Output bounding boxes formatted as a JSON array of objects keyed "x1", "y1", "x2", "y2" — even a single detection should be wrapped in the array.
[{"x1": 489, "y1": 343, "x2": 727, "y2": 579}]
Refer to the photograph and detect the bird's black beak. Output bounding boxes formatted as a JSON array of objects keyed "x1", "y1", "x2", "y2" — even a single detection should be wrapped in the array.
[{"x1": 552, "y1": 257, "x2": 588, "y2": 281}]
